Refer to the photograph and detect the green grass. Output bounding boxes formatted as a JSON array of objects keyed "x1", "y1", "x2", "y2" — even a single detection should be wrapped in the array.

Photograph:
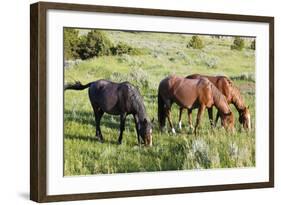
[{"x1": 64, "y1": 30, "x2": 255, "y2": 176}]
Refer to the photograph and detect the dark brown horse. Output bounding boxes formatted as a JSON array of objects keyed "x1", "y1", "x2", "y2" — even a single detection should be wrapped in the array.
[
  {"x1": 158, "y1": 75, "x2": 234, "y2": 134},
  {"x1": 178, "y1": 74, "x2": 251, "y2": 131},
  {"x1": 64, "y1": 80, "x2": 153, "y2": 146}
]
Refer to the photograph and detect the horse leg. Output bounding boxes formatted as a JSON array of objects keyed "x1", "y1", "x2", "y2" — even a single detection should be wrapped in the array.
[
  {"x1": 178, "y1": 107, "x2": 183, "y2": 130},
  {"x1": 118, "y1": 114, "x2": 127, "y2": 144},
  {"x1": 187, "y1": 109, "x2": 194, "y2": 131},
  {"x1": 207, "y1": 107, "x2": 214, "y2": 128},
  {"x1": 215, "y1": 110, "x2": 220, "y2": 127},
  {"x1": 94, "y1": 108, "x2": 104, "y2": 142},
  {"x1": 167, "y1": 109, "x2": 176, "y2": 134},
  {"x1": 194, "y1": 105, "x2": 205, "y2": 135},
  {"x1": 133, "y1": 115, "x2": 141, "y2": 145}
]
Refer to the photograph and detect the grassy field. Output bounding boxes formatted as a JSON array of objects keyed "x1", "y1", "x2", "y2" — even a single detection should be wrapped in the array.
[{"x1": 64, "y1": 30, "x2": 255, "y2": 176}]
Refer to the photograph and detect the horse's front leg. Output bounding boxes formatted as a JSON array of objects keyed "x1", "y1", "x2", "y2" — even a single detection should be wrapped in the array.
[
  {"x1": 187, "y1": 109, "x2": 194, "y2": 131},
  {"x1": 118, "y1": 114, "x2": 127, "y2": 144},
  {"x1": 133, "y1": 115, "x2": 141, "y2": 145},
  {"x1": 178, "y1": 107, "x2": 183, "y2": 130},
  {"x1": 167, "y1": 109, "x2": 176, "y2": 134},
  {"x1": 207, "y1": 107, "x2": 214, "y2": 128},
  {"x1": 214, "y1": 110, "x2": 220, "y2": 127},
  {"x1": 194, "y1": 105, "x2": 206, "y2": 135}
]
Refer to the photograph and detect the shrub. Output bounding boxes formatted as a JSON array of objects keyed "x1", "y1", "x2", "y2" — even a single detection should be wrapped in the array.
[
  {"x1": 250, "y1": 39, "x2": 256, "y2": 50},
  {"x1": 187, "y1": 35, "x2": 204, "y2": 49},
  {"x1": 76, "y1": 30, "x2": 113, "y2": 60},
  {"x1": 230, "y1": 72, "x2": 255, "y2": 82},
  {"x1": 196, "y1": 52, "x2": 219, "y2": 69},
  {"x1": 64, "y1": 28, "x2": 80, "y2": 60},
  {"x1": 230, "y1": 37, "x2": 245, "y2": 51},
  {"x1": 111, "y1": 42, "x2": 143, "y2": 55},
  {"x1": 109, "y1": 67, "x2": 149, "y2": 89}
]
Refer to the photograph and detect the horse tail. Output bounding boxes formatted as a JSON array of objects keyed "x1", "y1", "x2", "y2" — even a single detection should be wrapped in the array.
[
  {"x1": 64, "y1": 81, "x2": 91, "y2": 91},
  {"x1": 158, "y1": 90, "x2": 166, "y2": 129}
]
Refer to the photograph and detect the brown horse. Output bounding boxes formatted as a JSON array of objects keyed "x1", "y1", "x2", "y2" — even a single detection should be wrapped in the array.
[
  {"x1": 178, "y1": 74, "x2": 251, "y2": 131},
  {"x1": 158, "y1": 75, "x2": 234, "y2": 134}
]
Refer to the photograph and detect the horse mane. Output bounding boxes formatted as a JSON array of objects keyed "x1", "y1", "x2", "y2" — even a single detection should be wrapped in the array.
[
  {"x1": 126, "y1": 83, "x2": 147, "y2": 121},
  {"x1": 210, "y1": 83, "x2": 230, "y2": 114},
  {"x1": 229, "y1": 83, "x2": 246, "y2": 112}
]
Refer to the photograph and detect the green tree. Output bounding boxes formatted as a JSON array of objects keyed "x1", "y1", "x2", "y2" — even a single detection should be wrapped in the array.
[
  {"x1": 76, "y1": 30, "x2": 113, "y2": 60},
  {"x1": 64, "y1": 28, "x2": 79, "y2": 60},
  {"x1": 231, "y1": 37, "x2": 245, "y2": 51},
  {"x1": 187, "y1": 35, "x2": 204, "y2": 49},
  {"x1": 111, "y1": 42, "x2": 143, "y2": 55}
]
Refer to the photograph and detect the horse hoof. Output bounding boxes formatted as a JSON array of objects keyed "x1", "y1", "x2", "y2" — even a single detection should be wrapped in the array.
[
  {"x1": 96, "y1": 136, "x2": 104, "y2": 143},
  {"x1": 172, "y1": 128, "x2": 176, "y2": 134}
]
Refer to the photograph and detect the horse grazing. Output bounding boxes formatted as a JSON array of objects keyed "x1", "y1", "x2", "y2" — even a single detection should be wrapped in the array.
[
  {"x1": 64, "y1": 80, "x2": 153, "y2": 146},
  {"x1": 178, "y1": 74, "x2": 251, "y2": 131},
  {"x1": 158, "y1": 75, "x2": 234, "y2": 134}
]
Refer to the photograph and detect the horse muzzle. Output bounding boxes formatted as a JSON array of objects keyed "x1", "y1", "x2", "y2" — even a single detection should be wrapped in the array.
[{"x1": 145, "y1": 135, "x2": 153, "y2": 147}]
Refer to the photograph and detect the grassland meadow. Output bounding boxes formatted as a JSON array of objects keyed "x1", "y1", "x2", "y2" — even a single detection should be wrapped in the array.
[{"x1": 63, "y1": 28, "x2": 255, "y2": 176}]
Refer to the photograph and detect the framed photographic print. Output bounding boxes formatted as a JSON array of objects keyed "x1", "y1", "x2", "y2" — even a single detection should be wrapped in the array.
[{"x1": 30, "y1": 1, "x2": 274, "y2": 202}]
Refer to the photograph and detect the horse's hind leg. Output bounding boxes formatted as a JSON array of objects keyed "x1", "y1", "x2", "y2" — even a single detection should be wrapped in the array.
[
  {"x1": 93, "y1": 107, "x2": 104, "y2": 142},
  {"x1": 194, "y1": 105, "x2": 205, "y2": 135},
  {"x1": 178, "y1": 107, "x2": 183, "y2": 130},
  {"x1": 118, "y1": 114, "x2": 127, "y2": 145}
]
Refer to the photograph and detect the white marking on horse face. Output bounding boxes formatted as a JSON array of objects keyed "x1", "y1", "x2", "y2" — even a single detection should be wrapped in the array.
[
  {"x1": 150, "y1": 128, "x2": 152, "y2": 134},
  {"x1": 172, "y1": 128, "x2": 176, "y2": 134},
  {"x1": 178, "y1": 121, "x2": 182, "y2": 130},
  {"x1": 149, "y1": 136, "x2": 153, "y2": 146}
]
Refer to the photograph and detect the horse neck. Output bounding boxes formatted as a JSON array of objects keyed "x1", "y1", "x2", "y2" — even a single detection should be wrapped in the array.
[
  {"x1": 130, "y1": 90, "x2": 147, "y2": 122},
  {"x1": 212, "y1": 85, "x2": 231, "y2": 114},
  {"x1": 135, "y1": 105, "x2": 147, "y2": 122},
  {"x1": 231, "y1": 86, "x2": 246, "y2": 113}
]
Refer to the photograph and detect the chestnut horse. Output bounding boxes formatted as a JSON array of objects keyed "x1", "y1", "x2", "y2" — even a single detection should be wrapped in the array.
[
  {"x1": 158, "y1": 75, "x2": 234, "y2": 134},
  {"x1": 178, "y1": 74, "x2": 251, "y2": 131}
]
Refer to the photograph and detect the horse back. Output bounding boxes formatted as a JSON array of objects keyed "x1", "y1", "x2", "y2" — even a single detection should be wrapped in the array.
[
  {"x1": 186, "y1": 74, "x2": 233, "y2": 103},
  {"x1": 215, "y1": 77, "x2": 233, "y2": 103},
  {"x1": 196, "y1": 78, "x2": 214, "y2": 108},
  {"x1": 165, "y1": 76, "x2": 202, "y2": 108},
  {"x1": 88, "y1": 80, "x2": 124, "y2": 114}
]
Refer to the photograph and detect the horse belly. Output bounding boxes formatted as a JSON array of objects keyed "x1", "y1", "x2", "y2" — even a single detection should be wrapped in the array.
[
  {"x1": 91, "y1": 90, "x2": 121, "y2": 115},
  {"x1": 174, "y1": 87, "x2": 197, "y2": 109}
]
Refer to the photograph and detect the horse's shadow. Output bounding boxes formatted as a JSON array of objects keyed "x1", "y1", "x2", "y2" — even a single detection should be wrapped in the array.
[
  {"x1": 64, "y1": 109, "x2": 137, "y2": 143},
  {"x1": 65, "y1": 133, "x2": 123, "y2": 145}
]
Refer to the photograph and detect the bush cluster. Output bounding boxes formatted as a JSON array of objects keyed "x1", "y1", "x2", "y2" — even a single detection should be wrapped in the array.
[
  {"x1": 231, "y1": 37, "x2": 245, "y2": 51},
  {"x1": 76, "y1": 30, "x2": 113, "y2": 60},
  {"x1": 187, "y1": 35, "x2": 204, "y2": 49},
  {"x1": 111, "y1": 42, "x2": 143, "y2": 55},
  {"x1": 64, "y1": 28, "x2": 80, "y2": 60},
  {"x1": 64, "y1": 29, "x2": 143, "y2": 60}
]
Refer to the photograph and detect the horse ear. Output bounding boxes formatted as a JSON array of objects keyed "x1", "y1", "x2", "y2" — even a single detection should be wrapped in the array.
[
  {"x1": 247, "y1": 105, "x2": 250, "y2": 109},
  {"x1": 151, "y1": 117, "x2": 155, "y2": 123}
]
